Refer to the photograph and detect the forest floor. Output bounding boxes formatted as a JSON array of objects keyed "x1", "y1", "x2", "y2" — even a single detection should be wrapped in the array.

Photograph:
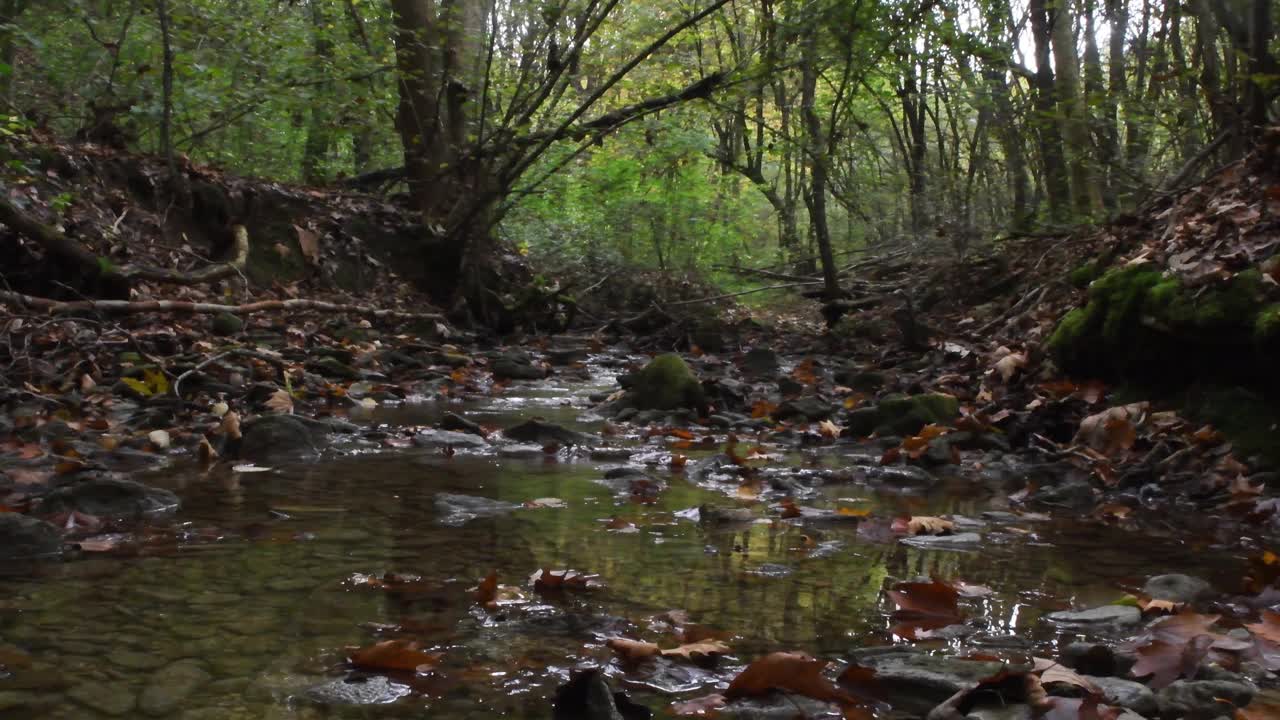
[{"x1": 3, "y1": 131, "x2": 1280, "y2": 719}]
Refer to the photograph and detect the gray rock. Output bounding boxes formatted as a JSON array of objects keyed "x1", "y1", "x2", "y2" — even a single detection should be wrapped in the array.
[
  {"x1": 307, "y1": 355, "x2": 359, "y2": 380},
  {"x1": 139, "y1": 659, "x2": 211, "y2": 716},
  {"x1": 302, "y1": 675, "x2": 411, "y2": 706},
  {"x1": 1031, "y1": 480, "x2": 1097, "y2": 509},
  {"x1": 440, "y1": 412, "x2": 484, "y2": 435},
  {"x1": 39, "y1": 477, "x2": 179, "y2": 519},
  {"x1": 435, "y1": 493, "x2": 519, "y2": 526},
  {"x1": 721, "y1": 694, "x2": 843, "y2": 719},
  {"x1": 0, "y1": 513, "x2": 62, "y2": 558},
  {"x1": 504, "y1": 419, "x2": 594, "y2": 446},
  {"x1": 548, "y1": 347, "x2": 591, "y2": 365},
  {"x1": 1142, "y1": 574, "x2": 1213, "y2": 604},
  {"x1": 492, "y1": 353, "x2": 547, "y2": 380},
  {"x1": 237, "y1": 414, "x2": 320, "y2": 460},
  {"x1": 774, "y1": 396, "x2": 835, "y2": 421},
  {"x1": 498, "y1": 443, "x2": 546, "y2": 458},
  {"x1": 900, "y1": 532, "x2": 982, "y2": 550},
  {"x1": 412, "y1": 428, "x2": 489, "y2": 449},
  {"x1": 553, "y1": 668, "x2": 627, "y2": 720},
  {"x1": 698, "y1": 504, "x2": 755, "y2": 524},
  {"x1": 866, "y1": 464, "x2": 938, "y2": 488},
  {"x1": 848, "y1": 649, "x2": 1008, "y2": 715},
  {"x1": 1047, "y1": 605, "x2": 1141, "y2": 627},
  {"x1": 1060, "y1": 642, "x2": 1137, "y2": 677},
  {"x1": 740, "y1": 348, "x2": 780, "y2": 376},
  {"x1": 1156, "y1": 680, "x2": 1254, "y2": 719},
  {"x1": 1085, "y1": 675, "x2": 1158, "y2": 716},
  {"x1": 67, "y1": 681, "x2": 136, "y2": 716},
  {"x1": 963, "y1": 704, "x2": 1034, "y2": 720}
]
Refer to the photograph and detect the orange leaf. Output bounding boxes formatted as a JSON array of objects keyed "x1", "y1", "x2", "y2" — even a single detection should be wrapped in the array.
[
  {"x1": 726, "y1": 651, "x2": 850, "y2": 703},
  {"x1": 474, "y1": 570, "x2": 498, "y2": 605},
  {"x1": 607, "y1": 637, "x2": 661, "y2": 662},
  {"x1": 348, "y1": 640, "x2": 441, "y2": 673}
]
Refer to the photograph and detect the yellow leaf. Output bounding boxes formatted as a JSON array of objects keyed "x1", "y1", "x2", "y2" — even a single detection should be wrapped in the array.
[{"x1": 264, "y1": 389, "x2": 294, "y2": 414}]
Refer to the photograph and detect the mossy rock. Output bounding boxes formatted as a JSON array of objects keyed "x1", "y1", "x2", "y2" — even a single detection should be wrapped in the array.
[
  {"x1": 874, "y1": 393, "x2": 960, "y2": 435},
  {"x1": 1047, "y1": 266, "x2": 1276, "y2": 386},
  {"x1": 1069, "y1": 260, "x2": 1102, "y2": 288},
  {"x1": 210, "y1": 312, "x2": 244, "y2": 336},
  {"x1": 1184, "y1": 387, "x2": 1280, "y2": 468},
  {"x1": 626, "y1": 354, "x2": 707, "y2": 412}
]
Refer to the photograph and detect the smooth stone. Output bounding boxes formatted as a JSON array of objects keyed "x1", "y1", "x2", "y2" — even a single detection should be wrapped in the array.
[
  {"x1": 67, "y1": 681, "x2": 136, "y2": 716},
  {"x1": 900, "y1": 532, "x2": 982, "y2": 550},
  {"x1": 1083, "y1": 675, "x2": 1158, "y2": 716},
  {"x1": 139, "y1": 659, "x2": 211, "y2": 716},
  {"x1": 720, "y1": 694, "x2": 842, "y2": 719},
  {"x1": 39, "y1": 477, "x2": 180, "y2": 519},
  {"x1": 847, "y1": 649, "x2": 1007, "y2": 715},
  {"x1": 740, "y1": 348, "x2": 780, "y2": 376},
  {"x1": 1141, "y1": 574, "x2": 1213, "y2": 604},
  {"x1": 698, "y1": 504, "x2": 754, "y2": 524},
  {"x1": 492, "y1": 354, "x2": 547, "y2": 380},
  {"x1": 434, "y1": 493, "x2": 519, "y2": 526},
  {"x1": 1060, "y1": 642, "x2": 1137, "y2": 677},
  {"x1": 107, "y1": 649, "x2": 168, "y2": 671},
  {"x1": 1156, "y1": 679, "x2": 1254, "y2": 720},
  {"x1": 411, "y1": 428, "x2": 489, "y2": 449},
  {"x1": 866, "y1": 464, "x2": 938, "y2": 487},
  {"x1": 504, "y1": 419, "x2": 594, "y2": 445},
  {"x1": 964, "y1": 704, "x2": 1034, "y2": 720},
  {"x1": 302, "y1": 675, "x2": 411, "y2": 705},
  {"x1": 1046, "y1": 605, "x2": 1141, "y2": 626},
  {"x1": 773, "y1": 396, "x2": 835, "y2": 421},
  {"x1": 498, "y1": 443, "x2": 546, "y2": 458}
]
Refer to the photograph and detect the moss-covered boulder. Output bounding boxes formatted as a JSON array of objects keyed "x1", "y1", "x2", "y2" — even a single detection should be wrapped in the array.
[
  {"x1": 1047, "y1": 265, "x2": 1278, "y2": 390},
  {"x1": 626, "y1": 354, "x2": 707, "y2": 412},
  {"x1": 843, "y1": 393, "x2": 960, "y2": 437}
]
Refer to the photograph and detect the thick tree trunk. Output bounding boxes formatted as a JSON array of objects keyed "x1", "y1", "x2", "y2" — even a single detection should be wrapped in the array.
[
  {"x1": 302, "y1": 0, "x2": 333, "y2": 184},
  {"x1": 1029, "y1": 0, "x2": 1070, "y2": 222},
  {"x1": 1048, "y1": 0, "x2": 1102, "y2": 218},
  {"x1": 800, "y1": 32, "x2": 839, "y2": 302},
  {"x1": 389, "y1": 0, "x2": 443, "y2": 222}
]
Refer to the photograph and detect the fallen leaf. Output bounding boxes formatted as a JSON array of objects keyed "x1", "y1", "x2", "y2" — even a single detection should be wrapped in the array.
[
  {"x1": 887, "y1": 578, "x2": 964, "y2": 639},
  {"x1": 197, "y1": 436, "x2": 218, "y2": 464},
  {"x1": 661, "y1": 640, "x2": 730, "y2": 664},
  {"x1": 892, "y1": 515, "x2": 954, "y2": 536},
  {"x1": 293, "y1": 224, "x2": 321, "y2": 264},
  {"x1": 818, "y1": 419, "x2": 842, "y2": 438},
  {"x1": 264, "y1": 389, "x2": 294, "y2": 414},
  {"x1": 993, "y1": 351, "x2": 1028, "y2": 382},
  {"x1": 524, "y1": 497, "x2": 566, "y2": 508},
  {"x1": 348, "y1": 639, "x2": 441, "y2": 673},
  {"x1": 148, "y1": 429, "x2": 171, "y2": 449},
  {"x1": 726, "y1": 651, "x2": 850, "y2": 703},
  {"x1": 1076, "y1": 403, "x2": 1148, "y2": 454},
  {"x1": 607, "y1": 637, "x2": 662, "y2": 662},
  {"x1": 222, "y1": 411, "x2": 242, "y2": 439},
  {"x1": 474, "y1": 570, "x2": 498, "y2": 606}
]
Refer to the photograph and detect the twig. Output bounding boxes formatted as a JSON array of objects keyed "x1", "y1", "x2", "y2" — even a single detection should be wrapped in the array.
[
  {"x1": 662, "y1": 281, "x2": 823, "y2": 307},
  {"x1": 172, "y1": 348, "x2": 288, "y2": 397}
]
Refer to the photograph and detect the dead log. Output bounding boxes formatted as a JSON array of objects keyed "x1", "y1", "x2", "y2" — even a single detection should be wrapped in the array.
[
  {"x1": 0, "y1": 194, "x2": 248, "y2": 286},
  {"x1": 0, "y1": 290, "x2": 444, "y2": 321}
]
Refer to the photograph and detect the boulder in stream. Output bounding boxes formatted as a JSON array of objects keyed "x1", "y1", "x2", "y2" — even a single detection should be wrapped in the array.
[
  {"x1": 493, "y1": 352, "x2": 548, "y2": 380},
  {"x1": 846, "y1": 647, "x2": 1010, "y2": 716},
  {"x1": 1141, "y1": 574, "x2": 1213, "y2": 604},
  {"x1": 505, "y1": 419, "x2": 595, "y2": 446},
  {"x1": 1155, "y1": 679, "x2": 1254, "y2": 719},
  {"x1": 39, "y1": 476, "x2": 179, "y2": 519},
  {"x1": 435, "y1": 493, "x2": 519, "y2": 526},
  {"x1": 621, "y1": 354, "x2": 707, "y2": 412},
  {"x1": 1046, "y1": 605, "x2": 1141, "y2": 627}
]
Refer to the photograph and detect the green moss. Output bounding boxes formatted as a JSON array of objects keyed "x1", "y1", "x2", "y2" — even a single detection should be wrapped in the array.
[
  {"x1": 874, "y1": 393, "x2": 960, "y2": 435},
  {"x1": 1256, "y1": 304, "x2": 1280, "y2": 343},
  {"x1": 1046, "y1": 307, "x2": 1090, "y2": 358},
  {"x1": 1068, "y1": 260, "x2": 1101, "y2": 288},
  {"x1": 629, "y1": 354, "x2": 707, "y2": 412},
  {"x1": 1187, "y1": 387, "x2": 1280, "y2": 468}
]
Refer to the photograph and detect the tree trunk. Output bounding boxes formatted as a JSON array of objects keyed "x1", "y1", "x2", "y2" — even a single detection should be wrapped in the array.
[
  {"x1": 1102, "y1": 0, "x2": 1127, "y2": 205},
  {"x1": 302, "y1": 0, "x2": 333, "y2": 184},
  {"x1": 1029, "y1": 0, "x2": 1070, "y2": 222},
  {"x1": 390, "y1": 0, "x2": 443, "y2": 222},
  {"x1": 1048, "y1": 0, "x2": 1102, "y2": 218},
  {"x1": 799, "y1": 29, "x2": 839, "y2": 302},
  {"x1": 0, "y1": 0, "x2": 26, "y2": 106}
]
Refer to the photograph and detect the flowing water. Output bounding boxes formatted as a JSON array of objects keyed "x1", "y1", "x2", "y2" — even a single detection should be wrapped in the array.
[{"x1": 0, "y1": 364, "x2": 1255, "y2": 718}]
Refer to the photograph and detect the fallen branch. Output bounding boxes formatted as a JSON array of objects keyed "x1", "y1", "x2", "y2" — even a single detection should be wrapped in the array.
[
  {"x1": 173, "y1": 347, "x2": 288, "y2": 398},
  {"x1": 662, "y1": 281, "x2": 822, "y2": 307},
  {"x1": 0, "y1": 290, "x2": 445, "y2": 321}
]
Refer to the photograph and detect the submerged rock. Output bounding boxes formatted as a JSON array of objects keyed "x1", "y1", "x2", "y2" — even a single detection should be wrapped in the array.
[
  {"x1": 773, "y1": 397, "x2": 835, "y2": 421},
  {"x1": 552, "y1": 667, "x2": 648, "y2": 720},
  {"x1": 720, "y1": 694, "x2": 843, "y2": 719},
  {"x1": 39, "y1": 477, "x2": 179, "y2": 519},
  {"x1": 66, "y1": 681, "x2": 136, "y2": 716},
  {"x1": 236, "y1": 415, "x2": 320, "y2": 460},
  {"x1": 1083, "y1": 675, "x2": 1157, "y2": 716},
  {"x1": 844, "y1": 393, "x2": 960, "y2": 437},
  {"x1": 301, "y1": 675, "x2": 411, "y2": 706},
  {"x1": 493, "y1": 352, "x2": 548, "y2": 380},
  {"x1": 1046, "y1": 605, "x2": 1141, "y2": 627},
  {"x1": 435, "y1": 493, "x2": 519, "y2": 526},
  {"x1": 900, "y1": 532, "x2": 982, "y2": 550},
  {"x1": 138, "y1": 659, "x2": 211, "y2": 716},
  {"x1": 0, "y1": 513, "x2": 63, "y2": 558}
]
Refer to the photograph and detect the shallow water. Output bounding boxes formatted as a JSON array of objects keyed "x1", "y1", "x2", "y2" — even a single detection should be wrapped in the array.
[{"x1": 0, "y1": 371, "x2": 1255, "y2": 719}]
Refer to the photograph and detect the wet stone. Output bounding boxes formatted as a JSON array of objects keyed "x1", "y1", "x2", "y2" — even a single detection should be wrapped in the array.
[
  {"x1": 301, "y1": 675, "x2": 411, "y2": 705},
  {"x1": 847, "y1": 648, "x2": 1007, "y2": 715},
  {"x1": 412, "y1": 429, "x2": 489, "y2": 449},
  {"x1": 504, "y1": 418, "x2": 595, "y2": 445},
  {"x1": 965, "y1": 704, "x2": 1034, "y2": 720},
  {"x1": 138, "y1": 659, "x2": 211, "y2": 716},
  {"x1": 900, "y1": 532, "x2": 982, "y2": 550},
  {"x1": 435, "y1": 493, "x2": 519, "y2": 526},
  {"x1": 1046, "y1": 605, "x2": 1141, "y2": 627},
  {"x1": 1156, "y1": 679, "x2": 1254, "y2": 720},
  {"x1": 0, "y1": 513, "x2": 63, "y2": 559},
  {"x1": 67, "y1": 681, "x2": 136, "y2": 716},
  {"x1": 720, "y1": 694, "x2": 843, "y2": 719},
  {"x1": 107, "y1": 649, "x2": 168, "y2": 671},
  {"x1": 1141, "y1": 574, "x2": 1213, "y2": 604},
  {"x1": 498, "y1": 443, "x2": 547, "y2": 458},
  {"x1": 1083, "y1": 675, "x2": 1158, "y2": 716}
]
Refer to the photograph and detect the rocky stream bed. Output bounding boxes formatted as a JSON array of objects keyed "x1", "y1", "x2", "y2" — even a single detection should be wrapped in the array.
[{"x1": 3, "y1": 341, "x2": 1280, "y2": 719}]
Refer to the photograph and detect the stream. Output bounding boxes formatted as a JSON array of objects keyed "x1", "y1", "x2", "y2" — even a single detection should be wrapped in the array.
[{"x1": 0, "y1": 355, "x2": 1260, "y2": 719}]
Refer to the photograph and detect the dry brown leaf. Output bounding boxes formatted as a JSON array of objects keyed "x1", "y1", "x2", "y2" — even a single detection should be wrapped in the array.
[
  {"x1": 818, "y1": 419, "x2": 842, "y2": 438},
  {"x1": 661, "y1": 640, "x2": 730, "y2": 662},
  {"x1": 222, "y1": 410, "x2": 242, "y2": 439},
  {"x1": 607, "y1": 637, "x2": 662, "y2": 662},
  {"x1": 893, "y1": 515, "x2": 954, "y2": 536},
  {"x1": 726, "y1": 651, "x2": 850, "y2": 703},
  {"x1": 293, "y1": 224, "x2": 321, "y2": 264},
  {"x1": 264, "y1": 389, "x2": 294, "y2": 414},
  {"x1": 474, "y1": 570, "x2": 498, "y2": 606},
  {"x1": 348, "y1": 639, "x2": 441, "y2": 673},
  {"x1": 993, "y1": 351, "x2": 1028, "y2": 382},
  {"x1": 197, "y1": 436, "x2": 218, "y2": 464},
  {"x1": 1076, "y1": 402, "x2": 1148, "y2": 453},
  {"x1": 1034, "y1": 657, "x2": 1099, "y2": 693}
]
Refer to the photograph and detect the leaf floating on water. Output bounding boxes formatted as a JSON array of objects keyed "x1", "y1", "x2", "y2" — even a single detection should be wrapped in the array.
[
  {"x1": 348, "y1": 639, "x2": 441, "y2": 673},
  {"x1": 891, "y1": 515, "x2": 954, "y2": 536},
  {"x1": 474, "y1": 570, "x2": 498, "y2": 607},
  {"x1": 607, "y1": 637, "x2": 661, "y2": 662},
  {"x1": 531, "y1": 568, "x2": 601, "y2": 593},
  {"x1": 726, "y1": 651, "x2": 851, "y2": 703}
]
